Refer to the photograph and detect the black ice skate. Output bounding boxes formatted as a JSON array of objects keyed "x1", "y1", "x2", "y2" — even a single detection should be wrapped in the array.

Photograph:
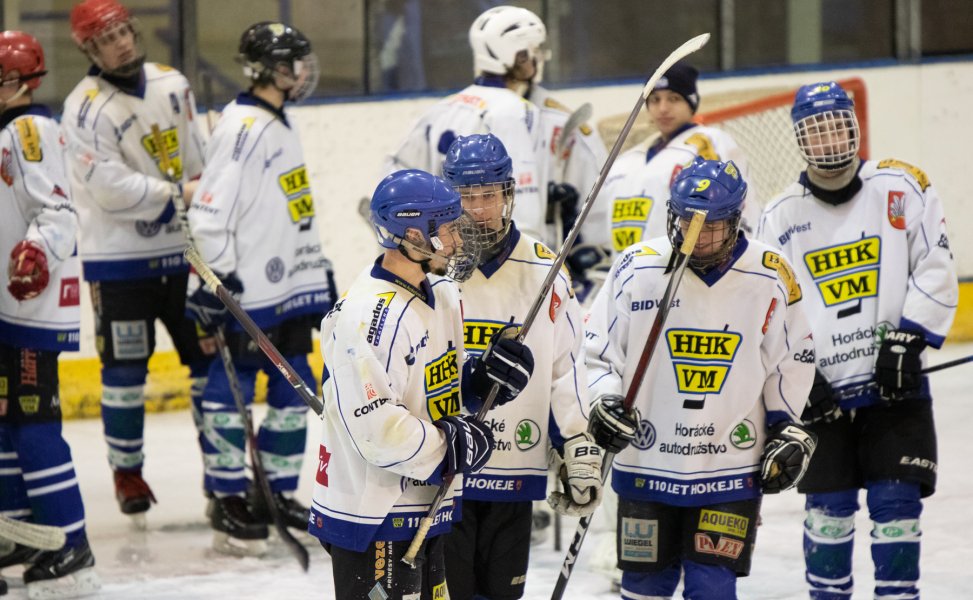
[
  {"x1": 22, "y1": 536, "x2": 101, "y2": 600},
  {"x1": 249, "y1": 490, "x2": 310, "y2": 531},
  {"x1": 210, "y1": 495, "x2": 268, "y2": 557},
  {"x1": 113, "y1": 470, "x2": 157, "y2": 530},
  {"x1": 0, "y1": 543, "x2": 41, "y2": 570}
]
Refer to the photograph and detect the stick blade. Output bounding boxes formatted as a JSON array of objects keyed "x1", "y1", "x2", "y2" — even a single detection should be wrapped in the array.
[{"x1": 641, "y1": 33, "x2": 712, "y2": 98}]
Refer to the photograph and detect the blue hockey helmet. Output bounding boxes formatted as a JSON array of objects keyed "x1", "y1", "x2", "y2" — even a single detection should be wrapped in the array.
[
  {"x1": 667, "y1": 157, "x2": 747, "y2": 269},
  {"x1": 791, "y1": 81, "x2": 860, "y2": 170},
  {"x1": 442, "y1": 134, "x2": 516, "y2": 250}
]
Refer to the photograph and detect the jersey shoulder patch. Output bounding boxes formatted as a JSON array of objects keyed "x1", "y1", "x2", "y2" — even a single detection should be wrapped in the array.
[
  {"x1": 684, "y1": 131, "x2": 720, "y2": 161},
  {"x1": 155, "y1": 63, "x2": 176, "y2": 72},
  {"x1": 542, "y1": 97, "x2": 571, "y2": 113},
  {"x1": 534, "y1": 242, "x2": 556, "y2": 260},
  {"x1": 14, "y1": 117, "x2": 42, "y2": 162},
  {"x1": 761, "y1": 250, "x2": 802, "y2": 305},
  {"x1": 876, "y1": 158, "x2": 930, "y2": 191}
]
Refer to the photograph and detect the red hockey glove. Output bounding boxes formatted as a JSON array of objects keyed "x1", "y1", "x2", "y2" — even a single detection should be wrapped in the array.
[{"x1": 7, "y1": 240, "x2": 49, "y2": 301}]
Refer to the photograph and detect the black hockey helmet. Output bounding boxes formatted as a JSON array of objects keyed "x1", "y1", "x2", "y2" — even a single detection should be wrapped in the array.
[{"x1": 238, "y1": 21, "x2": 318, "y2": 102}]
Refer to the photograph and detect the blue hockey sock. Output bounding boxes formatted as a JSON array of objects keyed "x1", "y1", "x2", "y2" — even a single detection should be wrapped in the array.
[
  {"x1": 620, "y1": 564, "x2": 680, "y2": 599},
  {"x1": 258, "y1": 355, "x2": 310, "y2": 493},
  {"x1": 0, "y1": 425, "x2": 30, "y2": 520},
  {"x1": 683, "y1": 560, "x2": 737, "y2": 600},
  {"x1": 867, "y1": 481, "x2": 922, "y2": 600},
  {"x1": 805, "y1": 490, "x2": 859, "y2": 599},
  {"x1": 100, "y1": 365, "x2": 147, "y2": 472},
  {"x1": 201, "y1": 360, "x2": 256, "y2": 495}
]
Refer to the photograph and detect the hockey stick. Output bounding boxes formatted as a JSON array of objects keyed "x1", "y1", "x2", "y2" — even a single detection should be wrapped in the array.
[
  {"x1": 152, "y1": 126, "x2": 310, "y2": 570},
  {"x1": 401, "y1": 32, "x2": 712, "y2": 569},
  {"x1": 832, "y1": 352, "x2": 973, "y2": 402},
  {"x1": 0, "y1": 515, "x2": 66, "y2": 550},
  {"x1": 551, "y1": 102, "x2": 594, "y2": 243}
]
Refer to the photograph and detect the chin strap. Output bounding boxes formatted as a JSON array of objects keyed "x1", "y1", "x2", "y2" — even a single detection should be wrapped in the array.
[{"x1": 0, "y1": 83, "x2": 29, "y2": 112}]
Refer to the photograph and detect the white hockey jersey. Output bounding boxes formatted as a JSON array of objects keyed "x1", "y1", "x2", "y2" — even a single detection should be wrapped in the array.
[
  {"x1": 585, "y1": 235, "x2": 814, "y2": 506},
  {"x1": 529, "y1": 86, "x2": 610, "y2": 248},
  {"x1": 601, "y1": 124, "x2": 759, "y2": 255},
  {"x1": 385, "y1": 78, "x2": 548, "y2": 241},
  {"x1": 458, "y1": 226, "x2": 589, "y2": 501},
  {"x1": 188, "y1": 94, "x2": 332, "y2": 330},
  {"x1": 0, "y1": 106, "x2": 80, "y2": 352},
  {"x1": 62, "y1": 63, "x2": 206, "y2": 281},
  {"x1": 757, "y1": 160, "x2": 958, "y2": 408},
  {"x1": 310, "y1": 260, "x2": 466, "y2": 552}
]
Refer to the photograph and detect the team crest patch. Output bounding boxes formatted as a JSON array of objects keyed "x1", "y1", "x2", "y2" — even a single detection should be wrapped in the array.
[
  {"x1": 1, "y1": 148, "x2": 12, "y2": 185},
  {"x1": 887, "y1": 191, "x2": 906, "y2": 229},
  {"x1": 549, "y1": 289, "x2": 561, "y2": 322}
]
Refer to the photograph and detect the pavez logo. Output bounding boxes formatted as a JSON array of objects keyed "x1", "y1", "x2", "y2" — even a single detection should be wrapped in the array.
[
  {"x1": 278, "y1": 165, "x2": 315, "y2": 231},
  {"x1": 367, "y1": 292, "x2": 395, "y2": 346},
  {"x1": 665, "y1": 328, "x2": 741, "y2": 394},
  {"x1": 425, "y1": 346, "x2": 459, "y2": 420},
  {"x1": 803, "y1": 236, "x2": 880, "y2": 308},
  {"x1": 141, "y1": 126, "x2": 182, "y2": 179},
  {"x1": 611, "y1": 196, "x2": 653, "y2": 252}
]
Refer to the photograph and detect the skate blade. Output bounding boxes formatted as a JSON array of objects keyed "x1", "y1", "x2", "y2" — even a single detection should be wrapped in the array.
[
  {"x1": 212, "y1": 532, "x2": 267, "y2": 558},
  {"x1": 26, "y1": 567, "x2": 101, "y2": 600},
  {"x1": 127, "y1": 513, "x2": 147, "y2": 531}
]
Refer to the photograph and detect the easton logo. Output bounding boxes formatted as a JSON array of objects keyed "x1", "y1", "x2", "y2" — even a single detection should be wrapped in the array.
[
  {"x1": 278, "y1": 165, "x2": 314, "y2": 231},
  {"x1": 665, "y1": 328, "x2": 741, "y2": 394},
  {"x1": 611, "y1": 196, "x2": 653, "y2": 251},
  {"x1": 425, "y1": 346, "x2": 459, "y2": 420},
  {"x1": 803, "y1": 236, "x2": 880, "y2": 307}
]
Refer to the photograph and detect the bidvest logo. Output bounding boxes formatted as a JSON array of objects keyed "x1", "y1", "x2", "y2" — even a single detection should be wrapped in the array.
[
  {"x1": 665, "y1": 328, "x2": 742, "y2": 394},
  {"x1": 278, "y1": 165, "x2": 314, "y2": 230},
  {"x1": 611, "y1": 196, "x2": 653, "y2": 251},
  {"x1": 425, "y1": 347, "x2": 459, "y2": 420},
  {"x1": 803, "y1": 236, "x2": 880, "y2": 307}
]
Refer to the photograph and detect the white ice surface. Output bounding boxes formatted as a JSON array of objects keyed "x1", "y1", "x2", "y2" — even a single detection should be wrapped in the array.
[{"x1": 2, "y1": 343, "x2": 972, "y2": 599}]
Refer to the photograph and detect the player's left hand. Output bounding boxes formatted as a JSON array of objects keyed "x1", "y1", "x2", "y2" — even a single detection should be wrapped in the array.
[
  {"x1": 760, "y1": 422, "x2": 817, "y2": 494},
  {"x1": 547, "y1": 181, "x2": 579, "y2": 240},
  {"x1": 7, "y1": 240, "x2": 49, "y2": 301},
  {"x1": 186, "y1": 272, "x2": 243, "y2": 333},
  {"x1": 547, "y1": 433, "x2": 603, "y2": 517},
  {"x1": 875, "y1": 328, "x2": 925, "y2": 401},
  {"x1": 468, "y1": 325, "x2": 534, "y2": 408}
]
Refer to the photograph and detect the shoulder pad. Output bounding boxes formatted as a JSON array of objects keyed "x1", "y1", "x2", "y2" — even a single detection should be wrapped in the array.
[
  {"x1": 534, "y1": 242, "x2": 556, "y2": 260},
  {"x1": 876, "y1": 158, "x2": 931, "y2": 191},
  {"x1": 14, "y1": 117, "x2": 43, "y2": 162},
  {"x1": 761, "y1": 250, "x2": 802, "y2": 305},
  {"x1": 543, "y1": 97, "x2": 571, "y2": 113},
  {"x1": 155, "y1": 63, "x2": 176, "y2": 72},
  {"x1": 683, "y1": 132, "x2": 720, "y2": 161}
]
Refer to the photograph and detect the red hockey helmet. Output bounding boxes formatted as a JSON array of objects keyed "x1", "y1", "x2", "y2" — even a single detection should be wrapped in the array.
[
  {"x1": 0, "y1": 31, "x2": 46, "y2": 90},
  {"x1": 70, "y1": 0, "x2": 131, "y2": 46}
]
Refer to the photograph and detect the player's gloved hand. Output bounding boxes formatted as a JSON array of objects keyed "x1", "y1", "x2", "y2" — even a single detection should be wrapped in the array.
[
  {"x1": 760, "y1": 422, "x2": 817, "y2": 494},
  {"x1": 547, "y1": 432, "x2": 604, "y2": 517},
  {"x1": 875, "y1": 328, "x2": 925, "y2": 401},
  {"x1": 588, "y1": 394, "x2": 641, "y2": 454},
  {"x1": 547, "y1": 181, "x2": 580, "y2": 240},
  {"x1": 467, "y1": 325, "x2": 534, "y2": 409},
  {"x1": 7, "y1": 240, "x2": 49, "y2": 301},
  {"x1": 565, "y1": 243, "x2": 610, "y2": 301},
  {"x1": 433, "y1": 414, "x2": 494, "y2": 478},
  {"x1": 801, "y1": 370, "x2": 842, "y2": 424},
  {"x1": 155, "y1": 198, "x2": 176, "y2": 224},
  {"x1": 186, "y1": 272, "x2": 243, "y2": 333}
]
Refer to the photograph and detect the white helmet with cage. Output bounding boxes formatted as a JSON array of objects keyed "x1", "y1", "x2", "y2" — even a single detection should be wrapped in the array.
[{"x1": 469, "y1": 5, "x2": 548, "y2": 81}]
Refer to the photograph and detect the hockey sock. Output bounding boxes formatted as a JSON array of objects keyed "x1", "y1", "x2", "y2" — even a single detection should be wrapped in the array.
[
  {"x1": 258, "y1": 355, "x2": 311, "y2": 493},
  {"x1": 100, "y1": 366, "x2": 147, "y2": 471},
  {"x1": 683, "y1": 560, "x2": 738, "y2": 600},
  {"x1": 12, "y1": 423, "x2": 87, "y2": 546},
  {"x1": 0, "y1": 425, "x2": 30, "y2": 520},
  {"x1": 201, "y1": 360, "x2": 256, "y2": 496},
  {"x1": 620, "y1": 564, "x2": 680, "y2": 599},
  {"x1": 805, "y1": 490, "x2": 858, "y2": 599},
  {"x1": 189, "y1": 361, "x2": 209, "y2": 486},
  {"x1": 866, "y1": 481, "x2": 922, "y2": 600}
]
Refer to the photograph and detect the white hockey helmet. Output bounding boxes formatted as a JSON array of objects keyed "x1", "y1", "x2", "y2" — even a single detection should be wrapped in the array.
[{"x1": 469, "y1": 6, "x2": 548, "y2": 80}]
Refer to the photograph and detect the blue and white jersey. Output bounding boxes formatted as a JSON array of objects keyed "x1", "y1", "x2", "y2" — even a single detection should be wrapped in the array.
[
  {"x1": 0, "y1": 105, "x2": 80, "y2": 352},
  {"x1": 458, "y1": 226, "x2": 589, "y2": 501},
  {"x1": 310, "y1": 261, "x2": 465, "y2": 552},
  {"x1": 585, "y1": 235, "x2": 814, "y2": 506},
  {"x1": 62, "y1": 63, "x2": 206, "y2": 281},
  {"x1": 187, "y1": 93, "x2": 332, "y2": 330},
  {"x1": 757, "y1": 159, "x2": 958, "y2": 408}
]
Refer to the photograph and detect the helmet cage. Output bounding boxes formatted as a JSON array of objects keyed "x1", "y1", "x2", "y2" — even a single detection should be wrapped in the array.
[
  {"x1": 794, "y1": 109, "x2": 860, "y2": 170},
  {"x1": 394, "y1": 211, "x2": 483, "y2": 282},
  {"x1": 666, "y1": 210, "x2": 742, "y2": 270},
  {"x1": 81, "y1": 18, "x2": 146, "y2": 78},
  {"x1": 455, "y1": 180, "x2": 516, "y2": 249}
]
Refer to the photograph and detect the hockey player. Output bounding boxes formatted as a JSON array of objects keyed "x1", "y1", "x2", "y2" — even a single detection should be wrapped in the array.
[
  {"x1": 385, "y1": 5, "x2": 549, "y2": 244},
  {"x1": 61, "y1": 0, "x2": 210, "y2": 524},
  {"x1": 439, "y1": 134, "x2": 602, "y2": 599},
  {"x1": 586, "y1": 157, "x2": 817, "y2": 599},
  {"x1": 757, "y1": 81, "x2": 958, "y2": 600},
  {"x1": 184, "y1": 21, "x2": 335, "y2": 556},
  {"x1": 309, "y1": 169, "x2": 536, "y2": 600},
  {"x1": 600, "y1": 62, "x2": 761, "y2": 257},
  {"x1": 0, "y1": 30, "x2": 101, "y2": 598}
]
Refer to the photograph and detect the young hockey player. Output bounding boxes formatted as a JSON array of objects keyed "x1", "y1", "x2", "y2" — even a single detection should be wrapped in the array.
[
  {"x1": 0, "y1": 30, "x2": 100, "y2": 598},
  {"x1": 586, "y1": 157, "x2": 817, "y2": 599},
  {"x1": 184, "y1": 21, "x2": 335, "y2": 556},
  {"x1": 757, "y1": 80, "x2": 958, "y2": 600},
  {"x1": 600, "y1": 62, "x2": 760, "y2": 257},
  {"x1": 61, "y1": 0, "x2": 210, "y2": 525},
  {"x1": 439, "y1": 134, "x2": 602, "y2": 599},
  {"x1": 309, "y1": 169, "x2": 535, "y2": 600}
]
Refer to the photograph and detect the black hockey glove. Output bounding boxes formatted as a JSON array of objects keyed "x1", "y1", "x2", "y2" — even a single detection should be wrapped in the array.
[
  {"x1": 588, "y1": 394, "x2": 641, "y2": 454},
  {"x1": 433, "y1": 414, "x2": 494, "y2": 478},
  {"x1": 468, "y1": 326, "x2": 534, "y2": 409},
  {"x1": 547, "y1": 181, "x2": 580, "y2": 241},
  {"x1": 801, "y1": 370, "x2": 842, "y2": 424},
  {"x1": 186, "y1": 272, "x2": 243, "y2": 333},
  {"x1": 875, "y1": 328, "x2": 925, "y2": 401},
  {"x1": 760, "y1": 422, "x2": 817, "y2": 494}
]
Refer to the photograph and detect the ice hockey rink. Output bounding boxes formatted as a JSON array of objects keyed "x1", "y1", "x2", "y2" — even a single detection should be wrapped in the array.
[{"x1": 0, "y1": 342, "x2": 969, "y2": 599}]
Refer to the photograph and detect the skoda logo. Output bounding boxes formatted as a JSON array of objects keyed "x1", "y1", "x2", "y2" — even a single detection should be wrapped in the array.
[
  {"x1": 135, "y1": 219, "x2": 161, "y2": 237},
  {"x1": 515, "y1": 419, "x2": 540, "y2": 451},
  {"x1": 265, "y1": 257, "x2": 285, "y2": 283},
  {"x1": 633, "y1": 419, "x2": 656, "y2": 450}
]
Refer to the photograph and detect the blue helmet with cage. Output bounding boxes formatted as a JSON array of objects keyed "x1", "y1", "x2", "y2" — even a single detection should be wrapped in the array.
[
  {"x1": 790, "y1": 81, "x2": 860, "y2": 170},
  {"x1": 370, "y1": 169, "x2": 462, "y2": 249},
  {"x1": 442, "y1": 133, "x2": 513, "y2": 186},
  {"x1": 667, "y1": 157, "x2": 747, "y2": 269}
]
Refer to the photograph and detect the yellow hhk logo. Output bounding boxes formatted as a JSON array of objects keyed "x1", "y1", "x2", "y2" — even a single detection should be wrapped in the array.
[
  {"x1": 464, "y1": 320, "x2": 509, "y2": 355},
  {"x1": 425, "y1": 348, "x2": 459, "y2": 420},
  {"x1": 278, "y1": 165, "x2": 315, "y2": 228},
  {"x1": 666, "y1": 329, "x2": 741, "y2": 394},
  {"x1": 612, "y1": 196, "x2": 653, "y2": 251},
  {"x1": 803, "y1": 236, "x2": 880, "y2": 307}
]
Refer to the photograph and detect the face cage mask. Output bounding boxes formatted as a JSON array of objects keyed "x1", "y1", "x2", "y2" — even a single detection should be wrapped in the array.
[
  {"x1": 279, "y1": 53, "x2": 320, "y2": 103},
  {"x1": 87, "y1": 20, "x2": 146, "y2": 78},
  {"x1": 794, "y1": 109, "x2": 860, "y2": 171},
  {"x1": 456, "y1": 180, "x2": 515, "y2": 253},
  {"x1": 666, "y1": 212, "x2": 742, "y2": 270},
  {"x1": 399, "y1": 212, "x2": 484, "y2": 282}
]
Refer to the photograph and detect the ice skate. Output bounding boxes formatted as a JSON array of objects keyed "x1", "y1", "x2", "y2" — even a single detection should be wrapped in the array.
[
  {"x1": 249, "y1": 489, "x2": 310, "y2": 531},
  {"x1": 113, "y1": 470, "x2": 157, "y2": 530},
  {"x1": 0, "y1": 543, "x2": 41, "y2": 570},
  {"x1": 210, "y1": 495, "x2": 268, "y2": 557},
  {"x1": 22, "y1": 536, "x2": 100, "y2": 600}
]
